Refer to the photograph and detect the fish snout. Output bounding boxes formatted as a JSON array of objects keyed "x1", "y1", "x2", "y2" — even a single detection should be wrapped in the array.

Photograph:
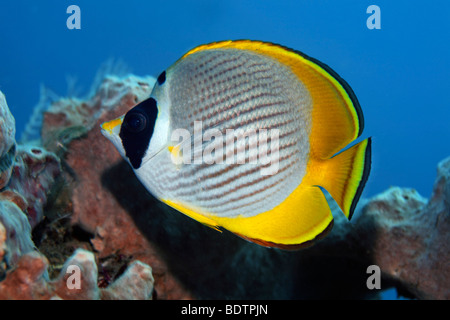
[{"x1": 101, "y1": 116, "x2": 124, "y2": 137}]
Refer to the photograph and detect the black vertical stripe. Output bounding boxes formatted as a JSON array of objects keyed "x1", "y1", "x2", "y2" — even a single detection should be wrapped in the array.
[{"x1": 120, "y1": 98, "x2": 158, "y2": 169}]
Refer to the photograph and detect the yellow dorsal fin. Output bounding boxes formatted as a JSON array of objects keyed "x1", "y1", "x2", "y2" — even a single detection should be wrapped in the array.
[{"x1": 181, "y1": 40, "x2": 363, "y2": 159}]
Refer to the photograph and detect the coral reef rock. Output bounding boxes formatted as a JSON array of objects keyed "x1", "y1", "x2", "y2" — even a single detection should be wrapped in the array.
[
  {"x1": 42, "y1": 75, "x2": 155, "y2": 154},
  {"x1": 0, "y1": 85, "x2": 155, "y2": 300},
  {"x1": 367, "y1": 158, "x2": 449, "y2": 300},
  {"x1": 100, "y1": 261, "x2": 155, "y2": 300},
  {"x1": 8, "y1": 145, "x2": 61, "y2": 228},
  {"x1": 0, "y1": 90, "x2": 62, "y2": 274},
  {"x1": 0, "y1": 143, "x2": 61, "y2": 272},
  {"x1": 0, "y1": 197, "x2": 34, "y2": 270},
  {"x1": 0, "y1": 91, "x2": 16, "y2": 190},
  {"x1": 0, "y1": 249, "x2": 154, "y2": 300}
]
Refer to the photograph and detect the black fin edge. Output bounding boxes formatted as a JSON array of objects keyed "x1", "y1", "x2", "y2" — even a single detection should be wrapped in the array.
[
  {"x1": 291, "y1": 48, "x2": 365, "y2": 137},
  {"x1": 348, "y1": 137, "x2": 372, "y2": 220},
  {"x1": 266, "y1": 40, "x2": 364, "y2": 137}
]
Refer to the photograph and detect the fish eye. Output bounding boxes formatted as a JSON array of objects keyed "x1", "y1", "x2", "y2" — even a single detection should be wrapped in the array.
[{"x1": 124, "y1": 111, "x2": 147, "y2": 133}]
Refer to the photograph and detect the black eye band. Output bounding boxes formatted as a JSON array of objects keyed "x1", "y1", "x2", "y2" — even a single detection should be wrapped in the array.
[{"x1": 119, "y1": 97, "x2": 159, "y2": 169}]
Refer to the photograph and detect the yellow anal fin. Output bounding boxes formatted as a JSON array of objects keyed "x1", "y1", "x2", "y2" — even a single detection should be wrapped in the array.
[
  {"x1": 234, "y1": 220, "x2": 334, "y2": 250},
  {"x1": 311, "y1": 138, "x2": 372, "y2": 219},
  {"x1": 161, "y1": 198, "x2": 221, "y2": 232},
  {"x1": 214, "y1": 185, "x2": 334, "y2": 249}
]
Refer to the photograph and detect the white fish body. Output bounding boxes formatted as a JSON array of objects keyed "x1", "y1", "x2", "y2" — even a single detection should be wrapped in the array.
[{"x1": 101, "y1": 40, "x2": 371, "y2": 249}]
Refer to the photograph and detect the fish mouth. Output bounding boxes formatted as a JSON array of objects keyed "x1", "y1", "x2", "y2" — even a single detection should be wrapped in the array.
[{"x1": 100, "y1": 115, "x2": 127, "y2": 159}]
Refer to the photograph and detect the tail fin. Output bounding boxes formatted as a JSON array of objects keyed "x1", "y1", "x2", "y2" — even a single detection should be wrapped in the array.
[{"x1": 317, "y1": 138, "x2": 371, "y2": 219}]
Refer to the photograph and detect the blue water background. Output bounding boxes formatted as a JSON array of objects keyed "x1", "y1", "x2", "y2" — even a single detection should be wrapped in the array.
[{"x1": 0, "y1": 1, "x2": 449, "y2": 299}]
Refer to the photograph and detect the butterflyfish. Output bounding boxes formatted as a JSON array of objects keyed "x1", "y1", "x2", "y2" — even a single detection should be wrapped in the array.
[{"x1": 101, "y1": 40, "x2": 371, "y2": 249}]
